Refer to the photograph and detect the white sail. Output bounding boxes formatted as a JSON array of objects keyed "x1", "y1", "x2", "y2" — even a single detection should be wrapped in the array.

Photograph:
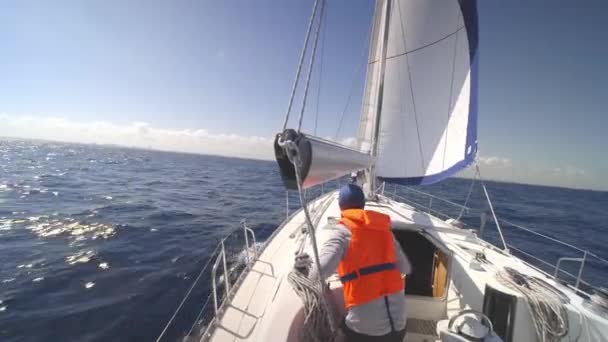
[
  {"x1": 356, "y1": 0, "x2": 386, "y2": 155},
  {"x1": 359, "y1": 0, "x2": 478, "y2": 185}
]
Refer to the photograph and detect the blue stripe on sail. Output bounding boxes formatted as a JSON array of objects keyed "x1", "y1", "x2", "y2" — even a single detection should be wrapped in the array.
[
  {"x1": 380, "y1": 1, "x2": 478, "y2": 187},
  {"x1": 460, "y1": 0, "x2": 479, "y2": 162},
  {"x1": 379, "y1": 157, "x2": 473, "y2": 186}
]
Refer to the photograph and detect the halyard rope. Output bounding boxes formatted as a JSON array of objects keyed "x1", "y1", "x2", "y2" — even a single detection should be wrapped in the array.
[{"x1": 282, "y1": 139, "x2": 335, "y2": 341}]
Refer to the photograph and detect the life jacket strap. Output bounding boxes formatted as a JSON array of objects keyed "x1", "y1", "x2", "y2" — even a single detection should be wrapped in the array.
[{"x1": 339, "y1": 262, "x2": 397, "y2": 283}]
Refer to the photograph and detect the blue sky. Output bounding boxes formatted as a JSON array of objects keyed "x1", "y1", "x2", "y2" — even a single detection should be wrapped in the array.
[{"x1": 1, "y1": 1, "x2": 607, "y2": 190}]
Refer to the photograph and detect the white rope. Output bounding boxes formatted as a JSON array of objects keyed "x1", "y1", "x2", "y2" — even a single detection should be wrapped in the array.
[
  {"x1": 282, "y1": 139, "x2": 336, "y2": 340},
  {"x1": 287, "y1": 270, "x2": 333, "y2": 342},
  {"x1": 297, "y1": 0, "x2": 326, "y2": 132},
  {"x1": 281, "y1": 0, "x2": 321, "y2": 131},
  {"x1": 496, "y1": 267, "x2": 570, "y2": 342},
  {"x1": 590, "y1": 292, "x2": 608, "y2": 311}
]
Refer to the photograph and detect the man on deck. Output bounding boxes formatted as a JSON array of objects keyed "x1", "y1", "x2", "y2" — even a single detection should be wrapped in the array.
[{"x1": 301, "y1": 183, "x2": 412, "y2": 342}]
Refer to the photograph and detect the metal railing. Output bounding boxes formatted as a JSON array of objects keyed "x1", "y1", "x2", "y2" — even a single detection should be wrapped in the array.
[
  {"x1": 155, "y1": 220, "x2": 261, "y2": 342},
  {"x1": 210, "y1": 220, "x2": 258, "y2": 315},
  {"x1": 555, "y1": 253, "x2": 587, "y2": 289},
  {"x1": 211, "y1": 239, "x2": 230, "y2": 314},
  {"x1": 243, "y1": 221, "x2": 257, "y2": 261},
  {"x1": 382, "y1": 185, "x2": 608, "y2": 294}
]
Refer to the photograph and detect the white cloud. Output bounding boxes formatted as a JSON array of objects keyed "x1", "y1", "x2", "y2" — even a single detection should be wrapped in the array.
[
  {"x1": 0, "y1": 114, "x2": 274, "y2": 160},
  {"x1": 457, "y1": 154, "x2": 598, "y2": 190},
  {"x1": 553, "y1": 165, "x2": 586, "y2": 177},
  {"x1": 478, "y1": 156, "x2": 511, "y2": 167}
]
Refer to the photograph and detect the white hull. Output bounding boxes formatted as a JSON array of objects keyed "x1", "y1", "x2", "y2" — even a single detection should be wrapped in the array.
[{"x1": 199, "y1": 191, "x2": 608, "y2": 342}]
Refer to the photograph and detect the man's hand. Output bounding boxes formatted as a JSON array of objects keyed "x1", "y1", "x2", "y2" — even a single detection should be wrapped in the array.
[{"x1": 294, "y1": 253, "x2": 312, "y2": 276}]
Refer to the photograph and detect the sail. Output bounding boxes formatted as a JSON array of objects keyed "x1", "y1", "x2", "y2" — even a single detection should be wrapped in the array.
[
  {"x1": 359, "y1": 0, "x2": 478, "y2": 185},
  {"x1": 356, "y1": 0, "x2": 386, "y2": 155}
]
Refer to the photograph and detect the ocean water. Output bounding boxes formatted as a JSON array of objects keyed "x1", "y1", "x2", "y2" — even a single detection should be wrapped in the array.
[{"x1": 0, "y1": 139, "x2": 606, "y2": 342}]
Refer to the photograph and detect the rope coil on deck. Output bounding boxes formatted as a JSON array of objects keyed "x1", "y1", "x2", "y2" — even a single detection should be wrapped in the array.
[
  {"x1": 288, "y1": 270, "x2": 334, "y2": 342},
  {"x1": 496, "y1": 267, "x2": 570, "y2": 342}
]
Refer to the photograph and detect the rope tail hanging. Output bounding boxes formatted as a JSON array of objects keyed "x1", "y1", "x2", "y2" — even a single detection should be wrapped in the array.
[{"x1": 279, "y1": 138, "x2": 336, "y2": 341}]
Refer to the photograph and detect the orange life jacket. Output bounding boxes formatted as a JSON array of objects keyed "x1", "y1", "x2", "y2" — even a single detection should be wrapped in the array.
[{"x1": 337, "y1": 209, "x2": 405, "y2": 309}]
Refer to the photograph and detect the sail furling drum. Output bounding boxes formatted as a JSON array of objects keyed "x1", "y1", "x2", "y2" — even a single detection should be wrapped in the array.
[
  {"x1": 359, "y1": 0, "x2": 479, "y2": 185},
  {"x1": 274, "y1": 130, "x2": 373, "y2": 191}
]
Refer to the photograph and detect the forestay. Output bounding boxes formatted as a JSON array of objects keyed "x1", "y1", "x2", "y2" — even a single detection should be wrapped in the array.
[{"x1": 359, "y1": 0, "x2": 479, "y2": 185}]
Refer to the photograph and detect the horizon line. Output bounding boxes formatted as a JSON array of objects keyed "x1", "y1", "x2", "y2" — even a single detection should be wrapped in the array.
[{"x1": 2, "y1": 135, "x2": 605, "y2": 194}]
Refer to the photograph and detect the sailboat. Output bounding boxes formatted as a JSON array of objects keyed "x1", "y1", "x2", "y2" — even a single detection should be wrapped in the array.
[{"x1": 156, "y1": 1, "x2": 608, "y2": 341}]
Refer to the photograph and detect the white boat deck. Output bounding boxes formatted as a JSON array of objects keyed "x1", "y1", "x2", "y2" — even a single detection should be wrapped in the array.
[
  {"x1": 204, "y1": 193, "x2": 334, "y2": 341},
  {"x1": 201, "y1": 192, "x2": 608, "y2": 342}
]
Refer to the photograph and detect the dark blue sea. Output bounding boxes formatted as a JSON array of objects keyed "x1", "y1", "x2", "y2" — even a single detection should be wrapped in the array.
[{"x1": 1, "y1": 139, "x2": 607, "y2": 342}]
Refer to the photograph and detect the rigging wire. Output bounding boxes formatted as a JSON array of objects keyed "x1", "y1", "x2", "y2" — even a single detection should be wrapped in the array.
[
  {"x1": 297, "y1": 0, "x2": 327, "y2": 132},
  {"x1": 185, "y1": 294, "x2": 213, "y2": 339},
  {"x1": 313, "y1": 4, "x2": 327, "y2": 136},
  {"x1": 476, "y1": 163, "x2": 509, "y2": 252},
  {"x1": 281, "y1": 0, "x2": 321, "y2": 131},
  {"x1": 333, "y1": 13, "x2": 377, "y2": 140},
  {"x1": 154, "y1": 243, "x2": 222, "y2": 342},
  {"x1": 456, "y1": 171, "x2": 477, "y2": 220}
]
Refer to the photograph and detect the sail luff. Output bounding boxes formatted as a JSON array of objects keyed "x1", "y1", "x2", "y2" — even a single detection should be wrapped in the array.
[
  {"x1": 368, "y1": 0, "x2": 393, "y2": 194},
  {"x1": 356, "y1": 0, "x2": 385, "y2": 154},
  {"x1": 370, "y1": 0, "x2": 393, "y2": 163}
]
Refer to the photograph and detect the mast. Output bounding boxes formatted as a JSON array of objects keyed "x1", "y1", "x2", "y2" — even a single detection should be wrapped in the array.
[{"x1": 365, "y1": 0, "x2": 392, "y2": 196}]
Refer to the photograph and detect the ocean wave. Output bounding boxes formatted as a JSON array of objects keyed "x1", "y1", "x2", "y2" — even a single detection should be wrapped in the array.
[
  {"x1": 1, "y1": 139, "x2": 606, "y2": 342},
  {"x1": 10, "y1": 215, "x2": 118, "y2": 240}
]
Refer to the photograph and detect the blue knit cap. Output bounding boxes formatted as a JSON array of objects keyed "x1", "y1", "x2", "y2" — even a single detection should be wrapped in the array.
[{"x1": 338, "y1": 183, "x2": 365, "y2": 210}]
